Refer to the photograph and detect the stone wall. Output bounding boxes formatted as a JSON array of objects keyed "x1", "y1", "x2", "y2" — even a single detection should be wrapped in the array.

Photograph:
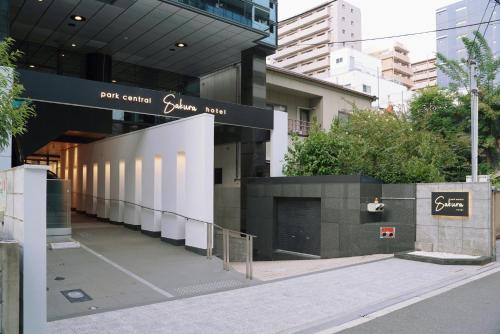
[
  {"x1": 246, "y1": 176, "x2": 416, "y2": 260},
  {"x1": 494, "y1": 190, "x2": 500, "y2": 236},
  {"x1": 214, "y1": 186, "x2": 241, "y2": 232},
  {"x1": 416, "y1": 182, "x2": 493, "y2": 257}
]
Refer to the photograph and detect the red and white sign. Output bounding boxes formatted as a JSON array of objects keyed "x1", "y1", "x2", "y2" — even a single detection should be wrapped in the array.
[{"x1": 380, "y1": 227, "x2": 395, "y2": 239}]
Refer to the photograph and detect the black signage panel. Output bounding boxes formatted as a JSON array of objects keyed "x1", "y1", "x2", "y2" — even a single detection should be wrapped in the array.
[
  {"x1": 431, "y1": 192, "x2": 469, "y2": 217},
  {"x1": 19, "y1": 70, "x2": 273, "y2": 130}
]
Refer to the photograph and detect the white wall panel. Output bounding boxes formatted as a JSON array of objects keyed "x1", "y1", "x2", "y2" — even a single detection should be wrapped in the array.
[{"x1": 68, "y1": 114, "x2": 214, "y2": 249}]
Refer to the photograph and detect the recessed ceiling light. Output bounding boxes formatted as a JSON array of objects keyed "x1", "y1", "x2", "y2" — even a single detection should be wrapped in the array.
[
  {"x1": 37, "y1": 0, "x2": 43, "y2": 2},
  {"x1": 61, "y1": 53, "x2": 65, "y2": 57},
  {"x1": 70, "y1": 15, "x2": 86, "y2": 22},
  {"x1": 71, "y1": 43, "x2": 76, "y2": 47},
  {"x1": 111, "y1": 80, "x2": 117, "y2": 83},
  {"x1": 175, "y1": 42, "x2": 187, "y2": 48},
  {"x1": 29, "y1": 64, "x2": 35, "y2": 68}
]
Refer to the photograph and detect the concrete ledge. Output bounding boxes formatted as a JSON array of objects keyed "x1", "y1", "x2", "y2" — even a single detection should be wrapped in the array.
[
  {"x1": 395, "y1": 251, "x2": 492, "y2": 265},
  {"x1": 123, "y1": 223, "x2": 140, "y2": 231},
  {"x1": 185, "y1": 245, "x2": 207, "y2": 256},
  {"x1": 140, "y1": 229, "x2": 161, "y2": 238},
  {"x1": 161, "y1": 237, "x2": 185, "y2": 246}
]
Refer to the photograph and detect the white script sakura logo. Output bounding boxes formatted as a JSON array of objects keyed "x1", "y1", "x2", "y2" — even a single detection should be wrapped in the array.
[
  {"x1": 434, "y1": 195, "x2": 464, "y2": 212},
  {"x1": 163, "y1": 93, "x2": 198, "y2": 114}
]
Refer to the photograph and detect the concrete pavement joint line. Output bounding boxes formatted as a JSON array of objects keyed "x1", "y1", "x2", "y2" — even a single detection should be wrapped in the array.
[
  {"x1": 77, "y1": 241, "x2": 175, "y2": 298},
  {"x1": 314, "y1": 264, "x2": 500, "y2": 334}
]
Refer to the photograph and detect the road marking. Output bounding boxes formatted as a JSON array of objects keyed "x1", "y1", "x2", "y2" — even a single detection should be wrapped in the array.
[
  {"x1": 78, "y1": 241, "x2": 175, "y2": 298},
  {"x1": 314, "y1": 264, "x2": 500, "y2": 334}
]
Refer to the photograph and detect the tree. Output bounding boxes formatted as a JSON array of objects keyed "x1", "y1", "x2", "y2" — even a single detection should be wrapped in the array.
[
  {"x1": 284, "y1": 111, "x2": 458, "y2": 184},
  {"x1": 436, "y1": 31, "x2": 500, "y2": 92},
  {"x1": 0, "y1": 38, "x2": 35, "y2": 151},
  {"x1": 412, "y1": 31, "x2": 500, "y2": 175},
  {"x1": 408, "y1": 87, "x2": 471, "y2": 181}
]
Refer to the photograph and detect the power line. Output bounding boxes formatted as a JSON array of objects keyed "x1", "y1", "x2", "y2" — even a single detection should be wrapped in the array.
[
  {"x1": 296, "y1": 19, "x2": 500, "y2": 47},
  {"x1": 470, "y1": 0, "x2": 492, "y2": 49},
  {"x1": 482, "y1": 2, "x2": 498, "y2": 36}
]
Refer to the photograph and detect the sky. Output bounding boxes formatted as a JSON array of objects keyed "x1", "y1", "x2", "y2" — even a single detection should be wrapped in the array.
[{"x1": 278, "y1": 0, "x2": 460, "y2": 62}]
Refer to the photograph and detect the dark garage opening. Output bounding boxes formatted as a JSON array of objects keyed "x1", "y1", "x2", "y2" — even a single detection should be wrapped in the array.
[{"x1": 275, "y1": 197, "x2": 321, "y2": 257}]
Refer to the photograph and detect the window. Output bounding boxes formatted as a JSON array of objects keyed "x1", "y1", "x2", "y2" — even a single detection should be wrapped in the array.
[
  {"x1": 317, "y1": 57, "x2": 326, "y2": 61},
  {"x1": 342, "y1": 4, "x2": 345, "y2": 9},
  {"x1": 342, "y1": 29, "x2": 346, "y2": 34},
  {"x1": 350, "y1": 8, "x2": 354, "y2": 13},
  {"x1": 456, "y1": 20, "x2": 467, "y2": 26},
  {"x1": 455, "y1": 6, "x2": 466, "y2": 12},
  {"x1": 342, "y1": 17, "x2": 345, "y2": 21},
  {"x1": 336, "y1": 57, "x2": 343, "y2": 63},
  {"x1": 351, "y1": 20, "x2": 354, "y2": 25},
  {"x1": 351, "y1": 33, "x2": 354, "y2": 37},
  {"x1": 338, "y1": 110, "x2": 351, "y2": 123},
  {"x1": 362, "y1": 84, "x2": 371, "y2": 94}
]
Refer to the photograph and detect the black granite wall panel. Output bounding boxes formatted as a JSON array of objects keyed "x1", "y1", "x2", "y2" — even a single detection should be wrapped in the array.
[{"x1": 246, "y1": 176, "x2": 416, "y2": 260}]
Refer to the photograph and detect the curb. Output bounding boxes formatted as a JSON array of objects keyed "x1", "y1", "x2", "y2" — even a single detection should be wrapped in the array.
[{"x1": 394, "y1": 251, "x2": 492, "y2": 266}]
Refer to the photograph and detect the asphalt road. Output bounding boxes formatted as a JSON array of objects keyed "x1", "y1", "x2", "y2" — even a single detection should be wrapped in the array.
[{"x1": 340, "y1": 270, "x2": 500, "y2": 334}]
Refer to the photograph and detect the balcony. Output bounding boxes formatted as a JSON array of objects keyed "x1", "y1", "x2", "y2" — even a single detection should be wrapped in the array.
[
  {"x1": 288, "y1": 119, "x2": 312, "y2": 136},
  {"x1": 298, "y1": 57, "x2": 329, "y2": 73},
  {"x1": 279, "y1": 7, "x2": 329, "y2": 35},
  {"x1": 279, "y1": 46, "x2": 329, "y2": 68},
  {"x1": 393, "y1": 62, "x2": 413, "y2": 76},
  {"x1": 273, "y1": 33, "x2": 329, "y2": 60},
  {"x1": 279, "y1": 20, "x2": 329, "y2": 46}
]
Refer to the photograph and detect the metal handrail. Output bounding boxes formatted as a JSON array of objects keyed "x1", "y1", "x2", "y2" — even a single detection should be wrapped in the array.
[{"x1": 72, "y1": 191, "x2": 255, "y2": 279}]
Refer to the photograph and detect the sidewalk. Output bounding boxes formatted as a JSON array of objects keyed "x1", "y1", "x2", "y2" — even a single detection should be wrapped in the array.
[{"x1": 48, "y1": 256, "x2": 499, "y2": 334}]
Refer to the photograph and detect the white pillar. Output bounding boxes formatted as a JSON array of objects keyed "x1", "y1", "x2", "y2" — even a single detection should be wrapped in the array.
[{"x1": 270, "y1": 110, "x2": 288, "y2": 177}]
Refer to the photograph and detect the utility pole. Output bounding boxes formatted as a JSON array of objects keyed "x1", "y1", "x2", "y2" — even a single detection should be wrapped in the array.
[{"x1": 470, "y1": 60, "x2": 479, "y2": 182}]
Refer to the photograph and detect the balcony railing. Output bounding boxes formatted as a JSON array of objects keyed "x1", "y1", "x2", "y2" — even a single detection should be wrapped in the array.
[{"x1": 289, "y1": 119, "x2": 312, "y2": 136}]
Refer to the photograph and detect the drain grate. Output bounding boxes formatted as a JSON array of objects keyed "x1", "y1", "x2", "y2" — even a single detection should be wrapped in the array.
[{"x1": 61, "y1": 289, "x2": 92, "y2": 303}]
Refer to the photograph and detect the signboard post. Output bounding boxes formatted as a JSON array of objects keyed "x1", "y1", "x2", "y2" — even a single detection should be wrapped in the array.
[{"x1": 431, "y1": 192, "x2": 469, "y2": 217}]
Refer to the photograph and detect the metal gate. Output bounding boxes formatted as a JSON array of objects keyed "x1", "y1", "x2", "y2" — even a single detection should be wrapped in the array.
[{"x1": 276, "y1": 198, "x2": 321, "y2": 256}]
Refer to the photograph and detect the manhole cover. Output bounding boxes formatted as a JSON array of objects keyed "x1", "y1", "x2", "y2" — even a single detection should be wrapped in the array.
[{"x1": 61, "y1": 289, "x2": 92, "y2": 303}]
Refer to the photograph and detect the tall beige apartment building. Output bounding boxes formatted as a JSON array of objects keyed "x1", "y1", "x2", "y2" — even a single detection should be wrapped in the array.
[
  {"x1": 267, "y1": 0, "x2": 362, "y2": 79},
  {"x1": 371, "y1": 42, "x2": 413, "y2": 89},
  {"x1": 411, "y1": 58, "x2": 437, "y2": 91}
]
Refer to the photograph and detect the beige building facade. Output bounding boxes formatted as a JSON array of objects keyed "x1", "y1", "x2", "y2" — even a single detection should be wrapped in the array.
[
  {"x1": 268, "y1": 0, "x2": 361, "y2": 79},
  {"x1": 371, "y1": 42, "x2": 413, "y2": 89},
  {"x1": 266, "y1": 65, "x2": 375, "y2": 136},
  {"x1": 411, "y1": 58, "x2": 437, "y2": 91}
]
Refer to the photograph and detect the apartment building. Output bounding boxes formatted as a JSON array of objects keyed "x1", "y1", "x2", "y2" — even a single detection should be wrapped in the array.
[
  {"x1": 268, "y1": 0, "x2": 362, "y2": 79},
  {"x1": 436, "y1": 0, "x2": 499, "y2": 87},
  {"x1": 327, "y1": 48, "x2": 412, "y2": 110},
  {"x1": 411, "y1": 58, "x2": 437, "y2": 91},
  {"x1": 371, "y1": 42, "x2": 414, "y2": 89}
]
